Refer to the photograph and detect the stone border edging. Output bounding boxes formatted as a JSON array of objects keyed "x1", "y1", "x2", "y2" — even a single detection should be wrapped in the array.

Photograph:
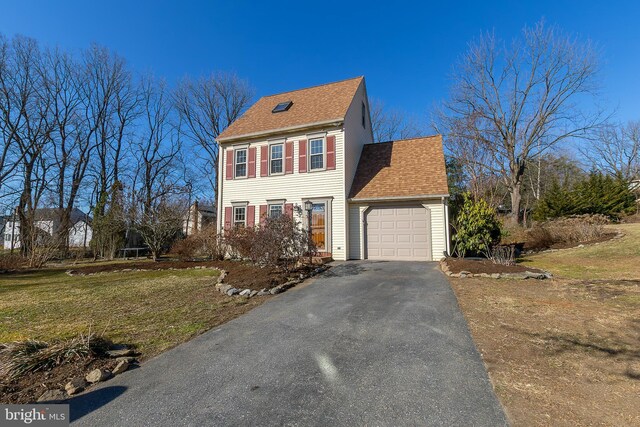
[
  {"x1": 214, "y1": 265, "x2": 330, "y2": 297},
  {"x1": 440, "y1": 259, "x2": 552, "y2": 280}
]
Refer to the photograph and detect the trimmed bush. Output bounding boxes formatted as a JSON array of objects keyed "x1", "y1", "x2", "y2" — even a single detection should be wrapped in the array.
[{"x1": 452, "y1": 193, "x2": 502, "y2": 258}]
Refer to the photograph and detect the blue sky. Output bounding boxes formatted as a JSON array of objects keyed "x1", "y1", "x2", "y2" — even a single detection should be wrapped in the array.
[{"x1": 1, "y1": 0, "x2": 639, "y2": 122}]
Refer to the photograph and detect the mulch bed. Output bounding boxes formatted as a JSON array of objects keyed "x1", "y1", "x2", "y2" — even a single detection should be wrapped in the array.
[
  {"x1": 0, "y1": 356, "x2": 114, "y2": 404},
  {"x1": 444, "y1": 258, "x2": 547, "y2": 275}
]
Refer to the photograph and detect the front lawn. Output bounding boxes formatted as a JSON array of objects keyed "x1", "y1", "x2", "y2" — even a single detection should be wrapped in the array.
[
  {"x1": 450, "y1": 223, "x2": 640, "y2": 426},
  {"x1": 0, "y1": 266, "x2": 265, "y2": 358}
]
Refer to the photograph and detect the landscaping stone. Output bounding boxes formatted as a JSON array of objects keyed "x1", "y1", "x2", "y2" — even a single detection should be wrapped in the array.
[
  {"x1": 270, "y1": 286, "x2": 283, "y2": 295},
  {"x1": 257, "y1": 289, "x2": 270, "y2": 296},
  {"x1": 116, "y1": 356, "x2": 136, "y2": 364},
  {"x1": 37, "y1": 389, "x2": 66, "y2": 402},
  {"x1": 490, "y1": 273, "x2": 501, "y2": 279},
  {"x1": 86, "y1": 368, "x2": 111, "y2": 383},
  {"x1": 239, "y1": 289, "x2": 251, "y2": 296},
  {"x1": 106, "y1": 348, "x2": 135, "y2": 357},
  {"x1": 219, "y1": 284, "x2": 232, "y2": 294},
  {"x1": 65, "y1": 378, "x2": 87, "y2": 396},
  {"x1": 226, "y1": 288, "x2": 240, "y2": 296},
  {"x1": 249, "y1": 290, "x2": 258, "y2": 297},
  {"x1": 459, "y1": 270, "x2": 472, "y2": 278},
  {"x1": 523, "y1": 271, "x2": 546, "y2": 280},
  {"x1": 112, "y1": 359, "x2": 129, "y2": 375}
]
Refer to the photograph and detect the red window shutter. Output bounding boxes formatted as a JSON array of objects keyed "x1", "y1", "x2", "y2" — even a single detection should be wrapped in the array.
[
  {"x1": 260, "y1": 145, "x2": 268, "y2": 177},
  {"x1": 259, "y1": 205, "x2": 267, "y2": 224},
  {"x1": 298, "y1": 140, "x2": 307, "y2": 173},
  {"x1": 247, "y1": 205, "x2": 255, "y2": 227},
  {"x1": 225, "y1": 149, "x2": 234, "y2": 180},
  {"x1": 326, "y1": 135, "x2": 336, "y2": 170},
  {"x1": 285, "y1": 141, "x2": 294, "y2": 174},
  {"x1": 224, "y1": 207, "x2": 232, "y2": 229},
  {"x1": 248, "y1": 147, "x2": 256, "y2": 178},
  {"x1": 285, "y1": 203, "x2": 294, "y2": 218}
]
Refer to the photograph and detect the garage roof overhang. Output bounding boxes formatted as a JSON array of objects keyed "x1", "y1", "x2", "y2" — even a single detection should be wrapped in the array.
[{"x1": 348, "y1": 194, "x2": 450, "y2": 203}]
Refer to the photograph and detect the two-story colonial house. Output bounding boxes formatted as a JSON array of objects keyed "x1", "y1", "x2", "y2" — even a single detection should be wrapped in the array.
[{"x1": 216, "y1": 77, "x2": 449, "y2": 261}]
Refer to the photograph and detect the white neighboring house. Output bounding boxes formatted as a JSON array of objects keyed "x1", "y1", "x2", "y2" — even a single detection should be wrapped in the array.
[
  {"x1": 216, "y1": 76, "x2": 450, "y2": 261},
  {"x1": 182, "y1": 201, "x2": 216, "y2": 236},
  {"x1": 3, "y1": 208, "x2": 93, "y2": 250}
]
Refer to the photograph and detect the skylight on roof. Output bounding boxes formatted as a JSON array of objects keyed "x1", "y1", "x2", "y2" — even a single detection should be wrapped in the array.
[{"x1": 272, "y1": 101, "x2": 293, "y2": 113}]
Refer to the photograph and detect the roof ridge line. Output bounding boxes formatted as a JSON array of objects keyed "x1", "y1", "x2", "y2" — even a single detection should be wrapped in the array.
[{"x1": 259, "y1": 76, "x2": 364, "y2": 99}]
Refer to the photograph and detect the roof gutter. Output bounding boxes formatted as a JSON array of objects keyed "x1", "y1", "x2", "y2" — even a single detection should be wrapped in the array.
[
  {"x1": 348, "y1": 194, "x2": 450, "y2": 203},
  {"x1": 217, "y1": 118, "x2": 344, "y2": 143}
]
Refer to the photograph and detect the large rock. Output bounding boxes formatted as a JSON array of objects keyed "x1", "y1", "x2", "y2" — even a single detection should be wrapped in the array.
[
  {"x1": 112, "y1": 359, "x2": 129, "y2": 375},
  {"x1": 239, "y1": 289, "x2": 251, "y2": 296},
  {"x1": 37, "y1": 389, "x2": 66, "y2": 402},
  {"x1": 219, "y1": 284, "x2": 232, "y2": 294},
  {"x1": 249, "y1": 290, "x2": 258, "y2": 297},
  {"x1": 257, "y1": 289, "x2": 270, "y2": 296},
  {"x1": 85, "y1": 368, "x2": 111, "y2": 383},
  {"x1": 226, "y1": 288, "x2": 240, "y2": 296},
  {"x1": 65, "y1": 378, "x2": 87, "y2": 396}
]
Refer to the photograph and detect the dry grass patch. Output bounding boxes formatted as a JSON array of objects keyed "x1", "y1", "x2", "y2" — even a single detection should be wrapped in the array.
[{"x1": 452, "y1": 277, "x2": 640, "y2": 426}]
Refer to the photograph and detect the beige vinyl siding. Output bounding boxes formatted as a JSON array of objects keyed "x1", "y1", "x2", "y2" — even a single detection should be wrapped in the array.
[
  {"x1": 348, "y1": 199, "x2": 448, "y2": 261},
  {"x1": 422, "y1": 199, "x2": 447, "y2": 260},
  {"x1": 218, "y1": 127, "x2": 348, "y2": 260}
]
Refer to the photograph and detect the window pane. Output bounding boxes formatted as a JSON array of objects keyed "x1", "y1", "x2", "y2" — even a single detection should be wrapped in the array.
[
  {"x1": 269, "y1": 205, "x2": 283, "y2": 218},
  {"x1": 235, "y1": 164, "x2": 246, "y2": 177},
  {"x1": 271, "y1": 159, "x2": 282, "y2": 174},
  {"x1": 310, "y1": 139, "x2": 323, "y2": 155},
  {"x1": 310, "y1": 154, "x2": 323, "y2": 170},
  {"x1": 270, "y1": 144, "x2": 283, "y2": 159},
  {"x1": 234, "y1": 207, "x2": 245, "y2": 222},
  {"x1": 236, "y1": 150, "x2": 246, "y2": 163}
]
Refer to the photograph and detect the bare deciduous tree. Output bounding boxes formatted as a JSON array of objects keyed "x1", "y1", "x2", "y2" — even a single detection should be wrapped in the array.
[
  {"x1": 173, "y1": 72, "x2": 252, "y2": 197},
  {"x1": 438, "y1": 21, "x2": 603, "y2": 224},
  {"x1": 133, "y1": 76, "x2": 184, "y2": 260},
  {"x1": 581, "y1": 121, "x2": 639, "y2": 180},
  {"x1": 370, "y1": 98, "x2": 423, "y2": 142}
]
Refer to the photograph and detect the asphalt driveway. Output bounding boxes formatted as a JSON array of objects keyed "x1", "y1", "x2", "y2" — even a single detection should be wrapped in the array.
[{"x1": 70, "y1": 261, "x2": 507, "y2": 426}]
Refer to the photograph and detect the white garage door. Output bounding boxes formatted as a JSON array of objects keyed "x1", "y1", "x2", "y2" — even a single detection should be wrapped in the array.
[{"x1": 366, "y1": 206, "x2": 431, "y2": 261}]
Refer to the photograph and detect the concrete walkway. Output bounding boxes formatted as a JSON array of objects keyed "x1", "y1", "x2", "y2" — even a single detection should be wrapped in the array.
[{"x1": 70, "y1": 261, "x2": 507, "y2": 426}]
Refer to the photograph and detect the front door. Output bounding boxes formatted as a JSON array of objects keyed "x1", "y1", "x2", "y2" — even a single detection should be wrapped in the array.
[{"x1": 311, "y1": 203, "x2": 326, "y2": 251}]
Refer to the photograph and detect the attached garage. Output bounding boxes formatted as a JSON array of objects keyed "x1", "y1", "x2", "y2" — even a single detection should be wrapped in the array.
[
  {"x1": 365, "y1": 206, "x2": 431, "y2": 261},
  {"x1": 347, "y1": 136, "x2": 450, "y2": 262}
]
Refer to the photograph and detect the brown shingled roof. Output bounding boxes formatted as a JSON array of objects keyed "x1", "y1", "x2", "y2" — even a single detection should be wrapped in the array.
[
  {"x1": 349, "y1": 136, "x2": 449, "y2": 200},
  {"x1": 218, "y1": 77, "x2": 363, "y2": 141}
]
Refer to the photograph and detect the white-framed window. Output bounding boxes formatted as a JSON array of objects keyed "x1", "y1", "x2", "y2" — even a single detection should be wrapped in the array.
[
  {"x1": 234, "y1": 149, "x2": 247, "y2": 178},
  {"x1": 270, "y1": 144, "x2": 283, "y2": 174},
  {"x1": 309, "y1": 138, "x2": 324, "y2": 170},
  {"x1": 268, "y1": 203, "x2": 284, "y2": 218},
  {"x1": 233, "y1": 206, "x2": 246, "y2": 227}
]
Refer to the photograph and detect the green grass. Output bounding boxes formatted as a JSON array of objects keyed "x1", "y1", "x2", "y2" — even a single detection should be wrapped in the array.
[
  {"x1": 524, "y1": 223, "x2": 640, "y2": 280},
  {"x1": 0, "y1": 267, "x2": 256, "y2": 358}
]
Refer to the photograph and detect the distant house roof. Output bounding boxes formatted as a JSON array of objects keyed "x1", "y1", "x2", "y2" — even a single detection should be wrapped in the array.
[
  {"x1": 33, "y1": 208, "x2": 91, "y2": 225},
  {"x1": 349, "y1": 135, "x2": 449, "y2": 200},
  {"x1": 217, "y1": 77, "x2": 364, "y2": 142}
]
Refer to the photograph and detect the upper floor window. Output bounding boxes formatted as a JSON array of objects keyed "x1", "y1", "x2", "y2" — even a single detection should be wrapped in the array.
[
  {"x1": 362, "y1": 101, "x2": 366, "y2": 128},
  {"x1": 235, "y1": 149, "x2": 247, "y2": 178},
  {"x1": 270, "y1": 144, "x2": 283, "y2": 174},
  {"x1": 309, "y1": 138, "x2": 324, "y2": 170},
  {"x1": 233, "y1": 206, "x2": 246, "y2": 227},
  {"x1": 268, "y1": 203, "x2": 283, "y2": 218}
]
